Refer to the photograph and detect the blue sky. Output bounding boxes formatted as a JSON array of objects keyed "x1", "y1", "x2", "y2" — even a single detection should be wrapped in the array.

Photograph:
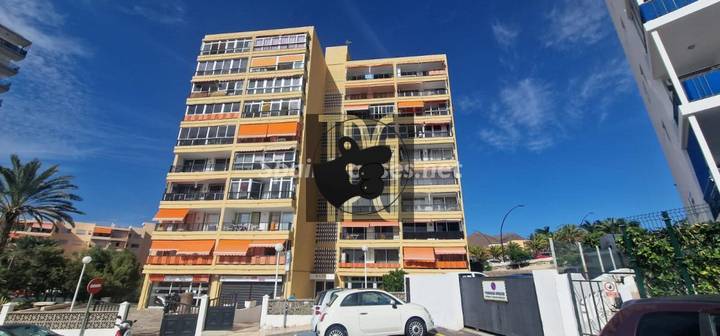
[{"x1": 0, "y1": 0, "x2": 682, "y2": 236}]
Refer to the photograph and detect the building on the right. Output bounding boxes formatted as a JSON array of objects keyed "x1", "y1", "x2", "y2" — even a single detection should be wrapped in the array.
[{"x1": 605, "y1": 0, "x2": 720, "y2": 219}]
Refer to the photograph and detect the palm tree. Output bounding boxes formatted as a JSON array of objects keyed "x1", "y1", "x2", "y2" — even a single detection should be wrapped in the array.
[
  {"x1": 534, "y1": 226, "x2": 552, "y2": 236},
  {"x1": 0, "y1": 155, "x2": 83, "y2": 252},
  {"x1": 553, "y1": 224, "x2": 587, "y2": 244}
]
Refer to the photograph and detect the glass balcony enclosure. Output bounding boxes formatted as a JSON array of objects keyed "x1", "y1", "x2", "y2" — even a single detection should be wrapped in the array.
[
  {"x1": 397, "y1": 81, "x2": 447, "y2": 97},
  {"x1": 347, "y1": 65, "x2": 393, "y2": 81},
  {"x1": 340, "y1": 248, "x2": 400, "y2": 264},
  {"x1": 227, "y1": 177, "x2": 295, "y2": 200},
  {"x1": 200, "y1": 38, "x2": 251, "y2": 55},
  {"x1": 233, "y1": 150, "x2": 296, "y2": 170},
  {"x1": 195, "y1": 58, "x2": 247, "y2": 76},
  {"x1": 177, "y1": 125, "x2": 236, "y2": 146},
  {"x1": 222, "y1": 210, "x2": 293, "y2": 231},
  {"x1": 157, "y1": 211, "x2": 220, "y2": 232},
  {"x1": 190, "y1": 80, "x2": 243, "y2": 98},
  {"x1": 400, "y1": 145, "x2": 455, "y2": 162},
  {"x1": 403, "y1": 221, "x2": 464, "y2": 240},
  {"x1": 171, "y1": 157, "x2": 230, "y2": 173},
  {"x1": 242, "y1": 99, "x2": 302, "y2": 118},
  {"x1": 341, "y1": 226, "x2": 397, "y2": 240},
  {"x1": 345, "y1": 85, "x2": 395, "y2": 100},
  {"x1": 402, "y1": 193, "x2": 460, "y2": 212},
  {"x1": 163, "y1": 182, "x2": 225, "y2": 201},
  {"x1": 396, "y1": 61, "x2": 446, "y2": 78}
]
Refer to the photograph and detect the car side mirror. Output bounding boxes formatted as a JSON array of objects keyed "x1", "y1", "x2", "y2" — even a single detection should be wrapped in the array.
[{"x1": 392, "y1": 302, "x2": 397, "y2": 309}]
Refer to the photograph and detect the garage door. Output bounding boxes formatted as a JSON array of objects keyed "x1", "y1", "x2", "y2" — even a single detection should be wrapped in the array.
[{"x1": 220, "y1": 282, "x2": 280, "y2": 302}]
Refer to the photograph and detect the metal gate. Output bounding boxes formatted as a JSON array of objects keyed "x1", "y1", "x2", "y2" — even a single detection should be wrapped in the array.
[
  {"x1": 459, "y1": 275, "x2": 544, "y2": 336},
  {"x1": 220, "y1": 281, "x2": 278, "y2": 302},
  {"x1": 204, "y1": 297, "x2": 235, "y2": 331},
  {"x1": 159, "y1": 302, "x2": 199, "y2": 336},
  {"x1": 568, "y1": 275, "x2": 621, "y2": 336}
]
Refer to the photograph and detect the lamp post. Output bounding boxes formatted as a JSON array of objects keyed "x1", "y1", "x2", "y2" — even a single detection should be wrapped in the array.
[
  {"x1": 70, "y1": 256, "x2": 92, "y2": 311},
  {"x1": 361, "y1": 245, "x2": 368, "y2": 289},
  {"x1": 499, "y1": 204, "x2": 525, "y2": 262},
  {"x1": 273, "y1": 243, "x2": 284, "y2": 299},
  {"x1": 579, "y1": 211, "x2": 595, "y2": 226}
]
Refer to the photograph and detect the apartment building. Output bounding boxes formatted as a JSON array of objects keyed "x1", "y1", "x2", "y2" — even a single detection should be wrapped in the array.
[
  {"x1": 605, "y1": 0, "x2": 720, "y2": 219},
  {"x1": 0, "y1": 24, "x2": 31, "y2": 106},
  {"x1": 138, "y1": 26, "x2": 469, "y2": 308},
  {"x1": 10, "y1": 221, "x2": 154, "y2": 262}
]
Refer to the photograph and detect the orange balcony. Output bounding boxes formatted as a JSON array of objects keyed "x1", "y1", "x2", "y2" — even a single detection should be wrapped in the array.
[
  {"x1": 436, "y1": 260, "x2": 468, "y2": 269},
  {"x1": 146, "y1": 255, "x2": 213, "y2": 265},
  {"x1": 217, "y1": 255, "x2": 286, "y2": 265},
  {"x1": 403, "y1": 260, "x2": 467, "y2": 269},
  {"x1": 338, "y1": 262, "x2": 401, "y2": 269}
]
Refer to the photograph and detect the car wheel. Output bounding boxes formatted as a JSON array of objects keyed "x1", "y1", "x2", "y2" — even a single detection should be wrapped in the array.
[
  {"x1": 326, "y1": 325, "x2": 348, "y2": 336},
  {"x1": 405, "y1": 317, "x2": 426, "y2": 336}
]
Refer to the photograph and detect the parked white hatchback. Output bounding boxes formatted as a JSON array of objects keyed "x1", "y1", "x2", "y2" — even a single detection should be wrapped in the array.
[{"x1": 316, "y1": 289, "x2": 435, "y2": 336}]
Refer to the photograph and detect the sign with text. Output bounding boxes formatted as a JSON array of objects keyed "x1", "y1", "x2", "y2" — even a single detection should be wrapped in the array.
[
  {"x1": 482, "y1": 280, "x2": 508, "y2": 302},
  {"x1": 86, "y1": 278, "x2": 103, "y2": 295}
]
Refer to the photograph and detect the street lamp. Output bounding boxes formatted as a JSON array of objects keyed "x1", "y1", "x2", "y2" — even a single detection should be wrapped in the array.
[
  {"x1": 499, "y1": 204, "x2": 525, "y2": 262},
  {"x1": 70, "y1": 256, "x2": 92, "y2": 311},
  {"x1": 273, "y1": 243, "x2": 284, "y2": 299},
  {"x1": 579, "y1": 211, "x2": 595, "y2": 226},
  {"x1": 361, "y1": 245, "x2": 368, "y2": 289}
]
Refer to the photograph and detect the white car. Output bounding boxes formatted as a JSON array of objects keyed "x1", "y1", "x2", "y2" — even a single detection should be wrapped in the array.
[
  {"x1": 316, "y1": 289, "x2": 435, "y2": 336},
  {"x1": 312, "y1": 288, "x2": 345, "y2": 332}
]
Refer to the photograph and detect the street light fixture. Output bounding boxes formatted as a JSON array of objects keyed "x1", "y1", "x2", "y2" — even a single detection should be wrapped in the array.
[
  {"x1": 361, "y1": 245, "x2": 368, "y2": 289},
  {"x1": 273, "y1": 243, "x2": 284, "y2": 299},
  {"x1": 70, "y1": 256, "x2": 92, "y2": 311},
  {"x1": 499, "y1": 204, "x2": 525, "y2": 262}
]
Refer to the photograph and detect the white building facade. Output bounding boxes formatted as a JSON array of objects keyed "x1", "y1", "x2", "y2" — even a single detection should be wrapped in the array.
[{"x1": 605, "y1": 0, "x2": 720, "y2": 219}]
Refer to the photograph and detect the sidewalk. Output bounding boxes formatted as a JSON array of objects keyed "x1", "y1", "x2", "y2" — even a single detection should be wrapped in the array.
[{"x1": 202, "y1": 324, "x2": 310, "y2": 336}]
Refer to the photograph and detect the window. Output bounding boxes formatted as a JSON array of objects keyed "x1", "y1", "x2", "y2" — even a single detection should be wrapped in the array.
[
  {"x1": 242, "y1": 99, "x2": 302, "y2": 118},
  {"x1": 130, "y1": 243, "x2": 140, "y2": 248},
  {"x1": 227, "y1": 177, "x2": 294, "y2": 199},
  {"x1": 341, "y1": 293, "x2": 360, "y2": 307},
  {"x1": 373, "y1": 249, "x2": 399, "y2": 263},
  {"x1": 233, "y1": 150, "x2": 296, "y2": 170},
  {"x1": 398, "y1": 124, "x2": 451, "y2": 138},
  {"x1": 195, "y1": 58, "x2": 248, "y2": 75},
  {"x1": 186, "y1": 102, "x2": 241, "y2": 115},
  {"x1": 343, "y1": 249, "x2": 365, "y2": 263},
  {"x1": 359, "y1": 292, "x2": 394, "y2": 306},
  {"x1": 246, "y1": 77, "x2": 303, "y2": 94},
  {"x1": 636, "y1": 312, "x2": 699, "y2": 336},
  {"x1": 402, "y1": 147, "x2": 454, "y2": 161},
  {"x1": 191, "y1": 81, "x2": 243, "y2": 96},
  {"x1": 177, "y1": 125, "x2": 236, "y2": 146},
  {"x1": 200, "y1": 38, "x2": 251, "y2": 55},
  {"x1": 253, "y1": 33, "x2": 307, "y2": 51}
]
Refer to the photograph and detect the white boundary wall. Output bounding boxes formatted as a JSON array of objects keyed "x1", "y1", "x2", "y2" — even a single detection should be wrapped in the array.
[
  {"x1": 404, "y1": 273, "x2": 465, "y2": 330},
  {"x1": 532, "y1": 270, "x2": 581, "y2": 336}
]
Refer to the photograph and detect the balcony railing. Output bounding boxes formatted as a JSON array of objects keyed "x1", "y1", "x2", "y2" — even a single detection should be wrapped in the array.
[
  {"x1": 398, "y1": 88, "x2": 448, "y2": 97},
  {"x1": 404, "y1": 260, "x2": 467, "y2": 269},
  {"x1": 0, "y1": 62, "x2": 19, "y2": 76},
  {"x1": 227, "y1": 190, "x2": 294, "y2": 200},
  {"x1": 348, "y1": 205, "x2": 397, "y2": 213},
  {"x1": 399, "y1": 108, "x2": 450, "y2": 117},
  {"x1": 232, "y1": 162, "x2": 296, "y2": 170},
  {"x1": 399, "y1": 130, "x2": 452, "y2": 139},
  {"x1": 0, "y1": 38, "x2": 28, "y2": 57},
  {"x1": 398, "y1": 70, "x2": 446, "y2": 77},
  {"x1": 157, "y1": 222, "x2": 218, "y2": 232},
  {"x1": 176, "y1": 138, "x2": 234, "y2": 146},
  {"x1": 222, "y1": 221, "x2": 292, "y2": 231},
  {"x1": 146, "y1": 255, "x2": 213, "y2": 265},
  {"x1": 681, "y1": 65, "x2": 720, "y2": 102},
  {"x1": 170, "y1": 163, "x2": 229, "y2": 173},
  {"x1": 188, "y1": 90, "x2": 242, "y2": 98},
  {"x1": 402, "y1": 231, "x2": 464, "y2": 240},
  {"x1": 347, "y1": 73, "x2": 393, "y2": 81},
  {"x1": 345, "y1": 92, "x2": 395, "y2": 100},
  {"x1": 162, "y1": 192, "x2": 224, "y2": 201},
  {"x1": 639, "y1": 0, "x2": 698, "y2": 23},
  {"x1": 340, "y1": 232, "x2": 396, "y2": 240},
  {"x1": 338, "y1": 262, "x2": 401, "y2": 268},
  {"x1": 407, "y1": 177, "x2": 458, "y2": 186},
  {"x1": 242, "y1": 109, "x2": 300, "y2": 118},
  {"x1": 401, "y1": 204, "x2": 460, "y2": 212},
  {"x1": 217, "y1": 255, "x2": 285, "y2": 265}
]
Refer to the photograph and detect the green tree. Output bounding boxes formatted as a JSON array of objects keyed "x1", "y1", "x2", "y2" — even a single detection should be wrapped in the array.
[
  {"x1": 488, "y1": 245, "x2": 504, "y2": 261},
  {"x1": 506, "y1": 242, "x2": 532, "y2": 265},
  {"x1": 0, "y1": 236, "x2": 68, "y2": 299},
  {"x1": 381, "y1": 269, "x2": 407, "y2": 292},
  {"x1": 526, "y1": 233, "x2": 550, "y2": 256},
  {"x1": 553, "y1": 224, "x2": 587, "y2": 243},
  {"x1": 0, "y1": 155, "x2": 83, "y2": 253},
  {"x1": 79, "y1": 247, "x2": 142, "y2": 301}
]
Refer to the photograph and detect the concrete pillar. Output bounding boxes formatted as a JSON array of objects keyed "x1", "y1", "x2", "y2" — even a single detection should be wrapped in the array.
[
  {"x1": 0, "y1": 303, "x2": 17, "y2": 325},
  {"x1": 651, "y1": 31, "x2": 689, "y2": 105},
  {"x1": 209, "y1": 275, "x2": 221, "y2": 299},
  {"x1": 117, "y1": 302, "x2": 131, "y2": 321},
  {"x1": 136, "y1": 273, "x2": 152, "y2": 310},
  {"x1": 260, "y1": 295, "x2": 269, "y2": 329}
]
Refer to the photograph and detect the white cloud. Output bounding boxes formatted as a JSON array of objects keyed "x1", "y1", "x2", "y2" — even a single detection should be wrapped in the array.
[
  {"x1": 491, "y1": 22, "x2": 520, "y2": 48},
  {"x1": 117, "y1": 1, "x2": 186, "y2": 24},
  {"x1": 544, "y1": 0, "x2": 610, "y2": 48}
]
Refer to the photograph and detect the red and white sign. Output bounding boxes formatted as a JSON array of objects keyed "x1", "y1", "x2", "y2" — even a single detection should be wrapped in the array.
[
  {"x1": 86, "y1": 278, "x2": 104, "y2": 295},
  {"x1": 603, "y1": 282, "x2": 618, "y2": 298}
]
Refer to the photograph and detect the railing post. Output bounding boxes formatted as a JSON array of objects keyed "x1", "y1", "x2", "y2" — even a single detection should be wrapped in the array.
[
  {"x1": 577, "y1": 242, "x2": 588, "y2": 278},
  {"x1": 194, "y1": 294, "x2": 208, "y2": 336},
  {"x1": 0, "y1": 303, "x2": 17, "y2": 325},
  {"x1": 662, "y1": 211, "x2": 695, "y2": 295},
  {"x1": 620, "y1": 224, "x2": 647, "y2": 298},
  {"x1": 260, "y1": 295, "x2": 269, "y2": 330},
  {"x1": 549, "y1": 238, "x2": 558, "y2": 270}
]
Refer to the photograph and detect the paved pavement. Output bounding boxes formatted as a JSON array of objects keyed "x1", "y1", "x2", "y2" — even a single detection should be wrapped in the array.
[{"x1": 268, "y1": 327, "x2": 496, "y2": 336}]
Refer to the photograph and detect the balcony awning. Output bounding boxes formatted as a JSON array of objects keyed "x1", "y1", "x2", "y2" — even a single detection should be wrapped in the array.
[
  {"x1": 403, "y1": 247, "x2": 436, "y2": 261},
  {"x1": 175, "y1": 240, "x2": 215, "y2": 256},
  {"x1": 342, "y1": 221, "x2": 371, "y2": 228},
  {"x1": 345, "y1": 104, "x2": 369, "y2": 111},
  {"x1": 216, "y1": 240, "x2": 251, "y2": 256},
  {"x1": 249, "y1": 239, "x2": 286, "y2": 248},
  {"x1": 370, "y1": 221, "x2": 399, "y2": 227},
  {"x1": 237, "y1": 123, "x2": 269, "y2": 138},
  {"x1": 153, "y1": 208, "x2": 190, "y2": 222},
  {"x1": 278, "y1": 54, "x2": 304, "y2": 63},
  {"x1": 266, "y1": 122, "x2": 298, "y2": 137},
  {"x1": 250, "y1": 56, "x2": 278, "y2": 67},
  {"x1": 32, "y1": 223, "x2": 55, "y2": 230},
  {"x1": 93, "y1": 226, "x2": 113, "y2": 235},
  {"x1": 149, "y1": 240, "x2": 179, "y2": 253},
  {"x1": 342, "y1": 221, "x2": 399, "y2": 228},
  {"x1": 398, "y1": 101, "x2": 424, "y2": 109},
  {"x1": 434, "y1": 247, "x2": 466, "y2": 255}
]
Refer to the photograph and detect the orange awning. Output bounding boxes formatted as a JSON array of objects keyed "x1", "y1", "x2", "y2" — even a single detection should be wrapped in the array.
[
  {"x1": 369, "y1": 221, "x2": 399, "y2": 227},
  {"x1": 278, "y1": 54, "x2": 304, "y2": 63},
  {"x1": 345, "y1": 104, "x2": 369, "y2": 111},
  {"x1": 342, "y1": 221, "x2": 371, "y2": 228},
  {"x1": 249, "y1": 239, "x2": 286, "y2": 248},
  {"x1": 149, "y1": 240, "x2": 179, "y2": 252},
  {"x1": 434, "y1": 247, "x2": 466, "y2": 255},
  {"x1": 93, "y1": 226, "x2": 113, "y2": 235},
  {"x1": 237, "y1": 123, "x2": 269, "y2": 138},
  {"x1": 398, "y1": 101, "x2": 424, "y2": 108},
  {"x1": 216, "y1": 240, "x2": 251, "y2": 256},
  {"x1": 153, "y1": 208, "x2": 190, "y2": 222},
  {"x1": 403, "y1": 247, "x2": 436, "y2": 261},
  {"x1": 250, "y1": 56, "x2": 278, "y2": 67},
  {"x1": 266, "y1": 122, "x2": 298, "y2": 137},
  {"x1": 175, "y1": 240, "x2": 215, "y2": 256}
]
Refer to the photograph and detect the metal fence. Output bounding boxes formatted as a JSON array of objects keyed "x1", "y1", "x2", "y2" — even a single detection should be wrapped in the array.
[{"x1": 620, "y1": 204, "x2": 719, "y2": 298}]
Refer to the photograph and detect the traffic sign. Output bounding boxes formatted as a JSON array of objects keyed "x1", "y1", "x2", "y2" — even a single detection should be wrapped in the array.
[{"x1": 86, "y1": 278, "x2": 103, "y2": 295}]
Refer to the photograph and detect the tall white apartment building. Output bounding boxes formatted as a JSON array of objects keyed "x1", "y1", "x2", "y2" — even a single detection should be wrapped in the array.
[{"x1": 605, "y1": 0, "x2": 720, "y2": 218}]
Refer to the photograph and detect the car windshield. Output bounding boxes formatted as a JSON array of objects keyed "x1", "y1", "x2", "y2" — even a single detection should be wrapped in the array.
[{"x1": 7, "y1": 325, "x2": 56, "y2": 336}]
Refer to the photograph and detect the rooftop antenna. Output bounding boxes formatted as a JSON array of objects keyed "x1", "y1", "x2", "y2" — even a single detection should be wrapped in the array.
[{"x1": 344, "y1": 40, "x2": 352, "y2": 46}]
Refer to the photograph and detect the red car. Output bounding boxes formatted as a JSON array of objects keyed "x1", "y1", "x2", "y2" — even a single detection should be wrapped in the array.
[{"x1": 599, "y1": 296, "x2": 720, "y2": 336}]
